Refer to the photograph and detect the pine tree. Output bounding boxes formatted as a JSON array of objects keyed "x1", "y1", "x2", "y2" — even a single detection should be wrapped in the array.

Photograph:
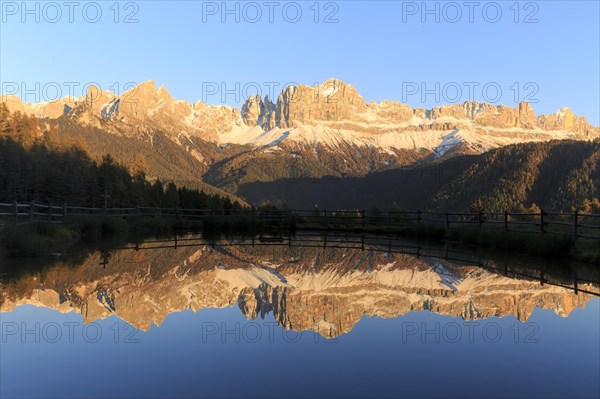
[
  {"x1": 165, "y1": 182, "x2": 180, "y2": 208},
  {"x1": 470, "y1": 197, "x2": 485, "y2": 214},
  {"x1": 133, "y1": 153, "x2": 148, "y2": 177}
]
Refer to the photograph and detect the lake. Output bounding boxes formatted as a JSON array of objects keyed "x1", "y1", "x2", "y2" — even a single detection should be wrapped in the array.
[{"x1": 1, "y1": 233, "x2": 599, "y2": 398}]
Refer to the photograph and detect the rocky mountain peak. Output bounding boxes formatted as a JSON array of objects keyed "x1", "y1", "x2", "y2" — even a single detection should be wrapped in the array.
[
  {"x1": 83, "y1": 85, "x2": 115, "y2": 115},
  {"x1": 241, "y1": 94, "x2": 263, "y2": 125},
  {"x1": 537, "y1": 106, "x2": 593, "y2": 135},
  {"x1": 274, "y1": 78, "x2": 367, "y2": 128},
  {"x1": 121, "y1": 81, "x2": 171, "y2": 110},
  {"x1": 241, "y1": 93, "x2": 276, "y2": 129},
  {"x1": 135, "y1": 79, "x2": 157, "y2": 93},
  {"x1": 515, "y1": 101, "x2": 537, "y2": 128}
]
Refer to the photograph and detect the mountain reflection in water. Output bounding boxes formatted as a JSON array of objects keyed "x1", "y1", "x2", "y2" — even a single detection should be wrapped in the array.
[{"x1": 1, "y1": 234, "x2": 598, "y2": 338}]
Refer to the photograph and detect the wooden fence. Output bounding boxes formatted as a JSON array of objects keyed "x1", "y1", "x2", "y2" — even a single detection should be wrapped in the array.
[{"x1": 1, "y1": 202, "x2": 600, "y2": 240}]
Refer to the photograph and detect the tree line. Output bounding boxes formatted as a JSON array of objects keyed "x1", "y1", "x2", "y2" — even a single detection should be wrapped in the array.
[{"x1": 0, "y1": 103, "x2": 243, "y2": 210}]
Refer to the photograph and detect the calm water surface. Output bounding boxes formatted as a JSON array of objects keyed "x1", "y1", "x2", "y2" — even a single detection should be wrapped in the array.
[{"x1": 1, "y1": 235, "x2": 599, "y2": 398}]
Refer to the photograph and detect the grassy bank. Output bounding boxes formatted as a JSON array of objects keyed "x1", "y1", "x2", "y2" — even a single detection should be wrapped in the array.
[
  {"x1": 0, "y1": 216, "x2": 177, "y2": 257},
  {"x1": 0, "y1": 212, "x2": 297, "y2": 257},
  {"x1": 1, "y1": 214, "x2": 599, "y2": 263}
]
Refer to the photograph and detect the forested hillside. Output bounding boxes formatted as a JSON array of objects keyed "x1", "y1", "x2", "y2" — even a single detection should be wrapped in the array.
[
  {"x1": 432, "y1": 140, "x2": 600, "y2": 212},
  {"x1": 239, "y1": 140, "x2": 600, "y2": 212},
  {"x1": 0, "y1": 103, "x2": 245, "y2": 204},
  {"x1": 0, "y1": 104, "x2": 242, "y2": 210}
]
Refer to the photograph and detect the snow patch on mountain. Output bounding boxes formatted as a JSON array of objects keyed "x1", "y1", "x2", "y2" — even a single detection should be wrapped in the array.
[
  {"x1": 214, "y1": 266, "x2": 290, "y2": 289},
  {"x1": 216, "y1": 121, "x2": 581, "y2": 159},
  {"x1": 101, "y1": 99, "x2": 120, "y2": 119},
  {"x1": 432, "y1": 261, "x2": 462, "y2": 291},
  {"x1": 268, "y1": 131, "x2": 289, "y2": 146},
  {"x1": 434, "y1": 129, "x2": 464, "y2": 157}
]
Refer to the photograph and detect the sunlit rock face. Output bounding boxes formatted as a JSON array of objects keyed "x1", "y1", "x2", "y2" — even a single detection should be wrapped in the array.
[
  {"x1": 3, "y1": 78, "x2": 598, "y2": 159},
  {"x1": 273, "y1": 79, "x2": 368, "y2": 128},
  {"x1": 1, "y1": 241, "x2": 596, "y2": 338},
  {"x1": 242, "y1": 94, "x2": 276, "y2": 129}
]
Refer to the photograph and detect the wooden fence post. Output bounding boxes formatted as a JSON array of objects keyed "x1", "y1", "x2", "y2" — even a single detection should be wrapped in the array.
[
  {"x1": 29, "y1": 201, "x2": 35, "y2": 224},
  {"x1": 504, "y1": 210, "x2": 509, "y2": 232},
  {"x1": 417, "y1": 209, "x2": 421, "y2": 225},
  {"x1": 540, "y1": 209, "x2": 545, "y2": 234},
  {"x1": 13, "y1": 201, "x2": 18, "y2": 224},
  {"x1": 478, "y1": 212, "x2": 483, "y2": 228},
  {"x1": 573, "y1": 211, "x2": 578, "y2": 239},
  {"x1": 63, "y1": 203, "x2": 67, "y2": 224},
  {"x1": 361, "y1": 209, "x2": 365, "y2": 227},
  {"x1": 49, "y1": 203, "x2": 53, "y2": 222},
  {"x1": 445, "y1": 212, "x2": 450, "y2": 230},
  {"x1": 324, "y1": 209, "x2": 328, "y2": 227}
]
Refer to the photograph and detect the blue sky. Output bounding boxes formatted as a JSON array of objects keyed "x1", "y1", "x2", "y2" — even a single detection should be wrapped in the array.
[{"x1": 1, "y1": 0, "x2": 599, "y2": 123}]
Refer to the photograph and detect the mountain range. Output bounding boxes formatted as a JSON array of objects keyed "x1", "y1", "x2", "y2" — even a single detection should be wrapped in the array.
[{"x1": 2, "y1": 78, "x2": 599, "y2": 210}]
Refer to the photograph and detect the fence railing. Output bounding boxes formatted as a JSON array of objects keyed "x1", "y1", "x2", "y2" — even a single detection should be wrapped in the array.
[{"x1": 1, "y1": 202, "x2": 599, "y2": 240}]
